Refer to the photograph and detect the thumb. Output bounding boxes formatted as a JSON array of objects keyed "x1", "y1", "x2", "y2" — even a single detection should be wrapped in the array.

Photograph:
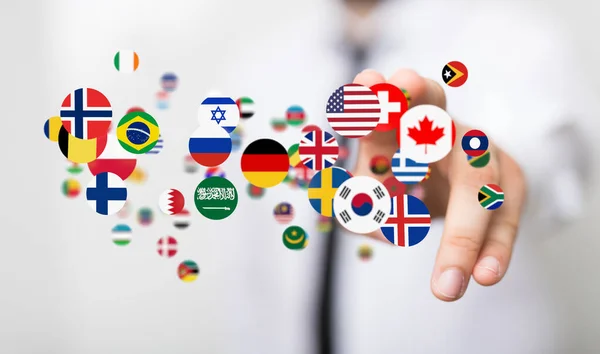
[{"x1": 387, "y1": 68, "x2": 447, "y2": 110}]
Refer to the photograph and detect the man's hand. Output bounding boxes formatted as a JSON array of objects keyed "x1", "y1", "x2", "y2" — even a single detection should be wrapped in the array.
[{"x1": 350, "y1": 68, "x2": 527, "y2": 301}]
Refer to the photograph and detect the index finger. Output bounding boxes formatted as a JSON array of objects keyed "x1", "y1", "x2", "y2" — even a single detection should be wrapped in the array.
[{"x1": 431, "y1": 136, "x2": 501, "y2": 301}]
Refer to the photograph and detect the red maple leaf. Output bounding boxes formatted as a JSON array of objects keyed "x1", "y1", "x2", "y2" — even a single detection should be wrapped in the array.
[{"x1": 407, "y1": 116, "x2": 445, "y2": 154}]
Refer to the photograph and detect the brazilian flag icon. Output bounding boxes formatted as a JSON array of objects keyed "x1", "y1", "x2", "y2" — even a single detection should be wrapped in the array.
[{"x1": 116, "y1": 111, "x2": 160, "y2": 154}]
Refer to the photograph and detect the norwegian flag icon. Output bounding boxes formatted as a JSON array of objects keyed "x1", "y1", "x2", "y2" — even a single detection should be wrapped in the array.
[
  {"x1": 60, "y1": 88, "x2": 112, "y2": 140},
  {"x1": 299, "y1": 130, "x2": 339, "y2": 171},
  {"x1": 157, "y1": 236, "x2": 178, "y2": 258},
  {"x1": 381, "y1": 195, "x2": 431, "y2": 247}
]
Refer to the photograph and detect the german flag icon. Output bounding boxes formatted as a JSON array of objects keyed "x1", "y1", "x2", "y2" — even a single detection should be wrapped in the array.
[
  {"x1": 442, "y1": 61, "x2": 468, "y2": 88},
  {"x1": 241, "y1": 138, "x2": 289, "y2": 188}
]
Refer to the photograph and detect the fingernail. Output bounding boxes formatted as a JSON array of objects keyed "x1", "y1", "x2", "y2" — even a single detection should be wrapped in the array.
[
  {"x1": 476, "y1": 256, "x2": 500, "y2": 276},
  {"x1": 434, "y1": 268, "x2": 464, "y2": 299}
]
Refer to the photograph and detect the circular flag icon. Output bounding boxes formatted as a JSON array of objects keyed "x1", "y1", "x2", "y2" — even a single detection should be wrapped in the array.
[
  {"x1": 282, "y1": 226, "x2": 309, "y2": 250},
  {"x1": 358, "y1": 244, "x2": 373, "y2": 261},
  {"x1": 158, "y1": 188, "x2": 185, "y2": 215},
  {"x1": 299, "y1": 130, "x2": 339, "y2": 171},
  {"x1": 271, "y1": 117, "x2": 287, "y2": 132},
  {"x1": 194, "y1": 177, "x2": 238, "y2": 220},
  {"x1": 138, "y1": 207, "x2": 154, "y2": 226},
  {"x1": 188, "y1": 124, "x2": 232, "y2": 167},
  {"x1": 274, "y1": 202, "x2": 295, "y2": 224},
  {"x1": 333, "y1": 176, "x2": 391, "y2": 234},
  {"x1": 370, "y1": 155, "x2": 390, "y2": 175},
  {"x1": 111, "y1": 224, "x2": 132, "y2": 246},
  {"x1": 66, "y1": 161, "x2": 83, "y2": 175},
  {"x1": 392, "y1": 148, "x2": 429, "y2": 184},
  {"x1": 478, "y1": 184, "x2": 504, "y2": 210},
  {"x1": 370, "y1": 83, "x2": 408, "y2": 133},
  {"x1": 442, "y1": 61, "x2": 468, "y2": 88},
  {"x1": 247, "y1": 183, "x2": 265, "y2": 199},
  {"x1": 198, "y1": 96, "x2": 240, "y2": 133},
  {"x1": 467, "y1": 151, "x2": 491, "y2": 168},
  {"x1": 62, "y1": 178, "x2": 81, "y2": 198},
  {"x1": 383, "y1": 176, "x2": 406, "y2": 198},
  {"x1": 178, "y1": 260, "x2": 199, "y2": 283},
  {"x1": 116, "y1": 111, "x2": 160, "y2": 154},
  {"x1": 286, "y1": 105, "x2": 306, "y2": 126},
  {"x1": 88, "y1": 134, "x2": 137, "y2": 180},
  {"x1": 461, "y1": 129, "x2": 489, "y2": 157},
  {"x1": 60, "y1": 88, "x2": 112, "y2": 140},
  {"x1": 86, "y1": 172, "x2": 127, "y2": 215},
  {"x1": 205, "y1": 166, "x2": 226, "y2": 179},
  {"x1": 326, "y1": 83, "x2": 381, "y2": 138},
  {"x1": 157, "y1": 236, "x2": 178, "y2": 258},
  {"x1": 236, "y1": 97, "x2": 255, "y2": 119},
  {"x1": 58, "y1": 125, "x2": 107, "y2": 164},
  {"x1": 44, "y1": 116, "x2": 63, "y2": 142},
  {"x1": 173, "y1": 209, "x2": 191, "y2": 229},
  {"x1": 241, "y1": 138, "x2": 288, "y2": 188},
  {"x1": 114, "y1": 50, "x2": 139, "y2": 73},
  {"x1": 184, "y1": 155, "x2": 199, "y2": 173},
  {"x1": 381, "y1": 195, "x2": 431, "y2": 247},
  {"x1": 317, "y1": 215, "x2": 333, "y2": 233},
  {"x1": 308, "y1": 167, "x2": 353, "y2": 217},
  {"x1": 288, "y1": 143, "x2": 302, "y2": 167},
  {"x1": 160, "y1": 72, "x2": 178, "y2": 92},
  {"x1": 156, "y1": 91, "x2": 169, "y2": 110},
  {"x1": 146, "y1": 134, "x2": 163, "y2": 155},
  {"x1": 398, "y1": 104, "x2": 455, "y2": 164}
]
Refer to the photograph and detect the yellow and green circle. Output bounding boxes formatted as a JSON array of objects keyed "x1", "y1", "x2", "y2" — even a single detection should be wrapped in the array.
[{"x1": 282, "y1": 226, "x2": 309, "y2": 250}]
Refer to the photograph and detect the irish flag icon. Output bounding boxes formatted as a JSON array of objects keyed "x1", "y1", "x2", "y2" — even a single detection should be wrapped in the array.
[{"x1": 113, "y1": 50, "x2": 139, "y2": 73}]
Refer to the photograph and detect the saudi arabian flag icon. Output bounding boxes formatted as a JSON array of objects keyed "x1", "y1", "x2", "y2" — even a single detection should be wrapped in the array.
[{"x1": 194, "y1": 177, "x2": 238, "y2": 220}]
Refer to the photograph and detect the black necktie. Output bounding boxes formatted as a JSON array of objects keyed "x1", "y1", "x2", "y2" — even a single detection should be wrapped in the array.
[{"x1": 316, "y1": 44, "x2": 368, "y2": 354}]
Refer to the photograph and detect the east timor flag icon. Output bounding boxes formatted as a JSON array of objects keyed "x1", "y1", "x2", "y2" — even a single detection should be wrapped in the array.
[
  {"x1": 241, "y1": 138, "x2": 289, "y2": 188},
  {"x1": 442, "y1": 61, "x2": 468, "y2": 88}
]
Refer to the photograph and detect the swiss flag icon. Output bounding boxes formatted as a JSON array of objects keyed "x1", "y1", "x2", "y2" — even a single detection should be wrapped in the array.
[
  {"x1": 398, "y1": 104, "x2": 456, "y2": 164},
  {"x1": 370, "y1": 83, "x2": 408, "y2": 133}
]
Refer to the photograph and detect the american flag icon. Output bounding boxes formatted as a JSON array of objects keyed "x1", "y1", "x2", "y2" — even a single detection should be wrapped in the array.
[{"x1": 326, "y1": 84, "x2": 381, "y2": 138}]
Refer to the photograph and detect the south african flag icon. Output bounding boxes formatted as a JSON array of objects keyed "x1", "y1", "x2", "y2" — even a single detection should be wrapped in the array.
[{"x1": 478, "y1": 184, "x2": 504, "y2": 210}]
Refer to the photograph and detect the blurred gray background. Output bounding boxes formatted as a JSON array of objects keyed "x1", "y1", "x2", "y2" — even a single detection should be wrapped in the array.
[{"x1": 1, "y1": 0, "x2": 599, "y2": 353}]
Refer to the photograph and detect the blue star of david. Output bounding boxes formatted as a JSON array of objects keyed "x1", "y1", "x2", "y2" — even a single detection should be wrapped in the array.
[{"x1": 211, "y1": 106, "x2": 227, "y2": 124}]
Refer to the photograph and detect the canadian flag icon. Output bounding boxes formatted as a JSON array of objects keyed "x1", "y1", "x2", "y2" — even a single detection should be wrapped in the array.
[{"x1": 398, "y1": 104, "x2": 456, "y2": 164}]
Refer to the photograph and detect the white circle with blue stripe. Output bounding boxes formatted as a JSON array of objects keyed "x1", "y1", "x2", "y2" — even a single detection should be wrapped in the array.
[
  {"x1": 391, "y1": 148, "x2": 429, "y2": 185},
  {"x1": 145, "y1": 134, "x2": 163, "y2": 155}
]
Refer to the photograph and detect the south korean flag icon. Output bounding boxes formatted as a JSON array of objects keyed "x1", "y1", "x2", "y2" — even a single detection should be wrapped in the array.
[{"x1": 333, "y1": 176, "x2": 391, "y2": 234}]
